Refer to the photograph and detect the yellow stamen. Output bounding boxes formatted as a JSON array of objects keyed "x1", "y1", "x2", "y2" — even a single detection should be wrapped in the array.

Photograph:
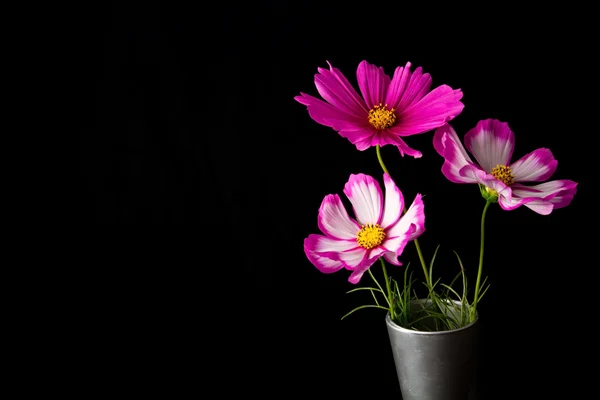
[
  {"x1": 491, "y1": 164, "x2": 515, "y2": 185},
  {"x1": 368, "y1": 103, "x2": 397, "y2": 131},
  {"x1": 356, "y1": 223, "x2": 386, "y2": 249}
]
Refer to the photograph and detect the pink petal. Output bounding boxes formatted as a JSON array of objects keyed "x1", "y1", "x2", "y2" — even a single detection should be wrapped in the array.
[
  {"x1": 386, "y1": 193, "x2": 425, "y2": 244},
  {"x1": 317, "y1": 194, "x2": 360, "y2": 240},
  {"x1": 347, "y1": 264, "x2": 370, "y2": 284},
  {"x1": 314, "y1": 62, "x2": 369, "y2": 118},
  {"x1": 338, "y1": 126, "x2": 378, "y2": 144},
  {"x1": 304, "y1": 245, "x2": 345, "y2": 274},
  {"x1": 521, "y1": 200, "x2": 555, "y2": 215},
  {"x1": 350, "y1": 132, "x2": 378, "y2": 151},
  {"x1": 433, "y1": 124, "x2": 478, "y2": 183},
  {"x1": 510, "y1": 148, "x2": 558, "y2": 182},
  {"x1": 394, "y1": 66, "x2": 432, "y2": 112},
  {"x1": 383, "y1": 63, "x2": 412, "y2": 110},
  {"x1": 382, "y1": 224, "x2": 416, "y2": 265},
  {"x1": 548, "y1": 182, "x2": 578, "y2": 209},
  {"x1": 294, "y1": 92, "x2": 366, "y2": 130},
  {"x1": 341, "y1": 126, "x2": 379, "y2": 151},
  {"x1": 511, "y1": 181, "x2": 577, "y2": 215},
  {"x1": 380, "y1": 173, "x2": 405, "y2": 229},
  {"x1": 465, "y1": 119, "x2": 515, "y2": 173},
  {"x1": 390, "y1": 85, "x2": 464, "y2": 136},
  {"x1": 356, "y1": 60, "x2": 391, "y2": 109},
  {"x1": 338, "y1": 247, "x2": 368, "y2": 271},
  {"x1": 354, "y1": 130, "x2": 422, "y2": 157},
  {"x1": 304, "y1": 234, "x2": 360, "y2": 257},
  {"x1": 497, "y1": 195, "x2": 535, "y2": 211},
  {"x1": 343, "y1": 174, "x2": 383, "y2": 225},
  {"x1": 346, "y1": 247, "x2": 386, "y2": 284},
  {"x1": 295, "y1": 92, "x2": 377, "y2": 148},
  {"x1": 383, "y1": 251, "x2": 404, "y2": 266},
  {"x1": 462, "y1": 166, "x2": 513, "y2": 199},
  {"x1": 511, "y1": 180, "x2": 577, "y2": 202}
]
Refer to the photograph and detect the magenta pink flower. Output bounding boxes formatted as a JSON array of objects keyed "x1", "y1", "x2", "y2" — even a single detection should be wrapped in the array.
[
  {"x1": 295, "y1": 60, "x2": 464, "y2": 158},
  {"x1": 304, "y1": 173, "x2": 425, "y2": 284},
  {"x1": 433, "y1": 119, "x2": 578, "y2": 215}
]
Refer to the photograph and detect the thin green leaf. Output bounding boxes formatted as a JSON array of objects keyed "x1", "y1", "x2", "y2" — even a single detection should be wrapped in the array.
[
  {"x1": 346, "y1": 286, "x2": 383, "y2": 294},
  {"x1": 340, "y1": 304, "x2": 389, "y2": 320}
]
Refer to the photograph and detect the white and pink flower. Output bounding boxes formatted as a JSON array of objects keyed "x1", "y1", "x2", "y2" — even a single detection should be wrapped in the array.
[
  {"x1": 433, "y1": 119, "x2": 577, "y2": 215},
  {"x1": 304, "y1": 173, "x2": 425, "y2": 284}
]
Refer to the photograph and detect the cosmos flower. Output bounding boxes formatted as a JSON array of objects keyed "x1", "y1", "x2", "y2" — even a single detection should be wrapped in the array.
[
  {"x1": 304, "y1": 173, "x2": 425, "y2": 284},
  {"x1": 433, "y1": 119, "x2": 578, "y2": 215},
  {"x1": 295, "y1": 60, "x2": 464, "y2": 158}
]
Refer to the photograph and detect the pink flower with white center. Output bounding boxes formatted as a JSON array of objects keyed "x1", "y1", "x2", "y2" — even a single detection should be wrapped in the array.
[
  {"x1": 304, "y1": 173, "x2": 425, "y2": 284},
  {"x1": 433, "y1": 119, "x2": 578, "y2": 215},
  {"x1": 295, "y1": 60, "x2": 465, "y2": 158}
]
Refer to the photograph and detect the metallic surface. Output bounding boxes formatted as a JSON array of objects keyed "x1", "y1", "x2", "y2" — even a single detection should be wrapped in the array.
[{"x1": 385, "y1": 300, "x2": 479, "y2": 400}]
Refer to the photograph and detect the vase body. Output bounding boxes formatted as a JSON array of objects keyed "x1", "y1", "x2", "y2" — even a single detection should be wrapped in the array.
[{"x1": 385, "y1": 299, "x2": 479, "y2": 400}]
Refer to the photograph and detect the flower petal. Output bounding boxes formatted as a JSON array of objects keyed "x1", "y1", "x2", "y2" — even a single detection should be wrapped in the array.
[
  {"x1": 510, "y1": 148, "x2": 558, "y2": 182},
  {"x1": 346, "y1": 248, "x2": 386, "y2": 284},
  {"x1": 355, "y1": 130, "x2": 423, "y2": 157},
  {"x1": 382, "y1": 224, "x2": 416, "y2": 265},
  {"x1": 547, "y1": 182, "x2": 578, "y2": 209},
  {"x1": 304, "y1": 245, "x2": 345, "y2": 274},
  {"x1": 295, "y1": 92, "x2": 377, "y2": 148},
  {"x1": 314, "y1": 61, "x2": 369, "y2": 118},
  {"x1": 433, "y1": 124, "x2": 478, "y2": 183},
  {"x1": 390, "y1": 85, "x2": 464, "y2": 136},
  {"x1": 357, "y1": 60, "x2": 391, "y2": 109},
  {"x1": 465, "y1": 119, "x2": 514, "y2": 173},
  {"x1": 383, "y1": 251, "x2": 403, "y2": 266},
  {"x1": 462, "y1": 166, "x2": 513, "y2": 199},
  {"x1": 340, "y1": 126, "x2": 379, "y2": 150},
  {"x1": 317, "y1": 194, "x2": 360, "y2": 240},
  {"x1": 393, "y1": 66, "x2": 432, "y2": 111},
  {"x1": 304, "y1": 233, "x2": 360, "y2": 257},
  {"x1": 338, "y1": 247, "x2": 368, "y2": 270},
  {"x1": 380, "y1": 173, "x2": 405, "y2": 229},
  {"x1": 511, "y1": 181, "x2": 577, "y2": 214},
  {"x1": 497, "y1": 196, "x2": 535, "y2": 212},
  {"x1": 383, "y1": 62, "x2": 412, "y2": 110},
  {"x1": 343, "y1": 174, "x2": 383, "y2": 225},
  {"x1": 385, "y1": 193, "x2": 425, "y2": 255},
  {"x1": 294, "y1": 92, "x2": 366, "y2": 130},
  {"x1": 511, "y1": 180, "x2": 577, "y2": 202},
  {"x1": 520, "y1": 200, "x2": 554, "y2": 215},
  {"x1": 347, "y1": 264, "x2": 369, "y2": 284}
]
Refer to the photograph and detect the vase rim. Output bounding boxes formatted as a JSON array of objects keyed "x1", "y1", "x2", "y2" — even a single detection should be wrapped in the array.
[{"x1": 385, "y1": 298, "x2": 479, "y2": 335}]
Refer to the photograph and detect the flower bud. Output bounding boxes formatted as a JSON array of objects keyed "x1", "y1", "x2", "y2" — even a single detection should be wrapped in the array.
[{"x1": 479, "y1": 184, "x2": 499, "y2": 203}]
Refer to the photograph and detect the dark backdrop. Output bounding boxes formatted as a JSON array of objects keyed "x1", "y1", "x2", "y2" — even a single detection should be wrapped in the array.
[{"x1": 76, "y1": 1, "x2": 595, "y2": 398}]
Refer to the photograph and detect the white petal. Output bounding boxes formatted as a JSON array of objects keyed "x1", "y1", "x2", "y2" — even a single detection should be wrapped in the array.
[
  {"x1": 343, "y1": 174, "x2": 383, "y2": 225},
  {"x1": 380, "y1": 173, "x2": 404, "y2": 229}
]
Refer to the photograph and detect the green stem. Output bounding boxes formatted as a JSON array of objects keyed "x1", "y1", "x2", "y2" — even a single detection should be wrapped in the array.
[
  {"x1": 471, "y1": 199, "x2": 493, "y2": 320},
  {"x1": 380, "y1": 258, "x2": 395, "y2": 320},
  {"x1": 375, "y1": 145, "x2": 391, "y2": 176},
  {"x1": 375, "y1": 145, "x2": 431, "y2": 288},
  {"x1": 412, "y1": 239, "x2": 430, "y2": 287}
]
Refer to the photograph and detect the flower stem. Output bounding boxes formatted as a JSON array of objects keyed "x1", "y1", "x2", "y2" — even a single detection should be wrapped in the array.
[
  {"x1": 375, "y1": 145, "x2": 392, "y2": 176},
  {"x1": 380, "y1": 257, "x2": 395, "y2": 321},
  {"x1": 375, "y1": 145, "x2": 431, "y2": 288},
  {"x1": 471, "y1": 199, "x2": 493, "y2": 320}
]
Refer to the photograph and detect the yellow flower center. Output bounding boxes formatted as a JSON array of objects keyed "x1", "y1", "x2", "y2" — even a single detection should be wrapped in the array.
[
  {"x1": 356, "y1": 224, "x2": 386, "y2": 249},
  {"x1": 368, "y1": 104, "x2": 397, "y2": 131},
  {"x1": 491, "y1": 164, "x2": 515, "y2": 185}
]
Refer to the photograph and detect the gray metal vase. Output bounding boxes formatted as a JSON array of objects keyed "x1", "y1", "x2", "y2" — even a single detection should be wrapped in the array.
[{"x1": 385, "y1": 300, "x2": 480, "y2": 400}]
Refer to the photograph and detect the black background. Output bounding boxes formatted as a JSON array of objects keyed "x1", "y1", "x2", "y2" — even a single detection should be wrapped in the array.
[{"x1": 75, "y1": 1, "x2": 596, "y2": 398}]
